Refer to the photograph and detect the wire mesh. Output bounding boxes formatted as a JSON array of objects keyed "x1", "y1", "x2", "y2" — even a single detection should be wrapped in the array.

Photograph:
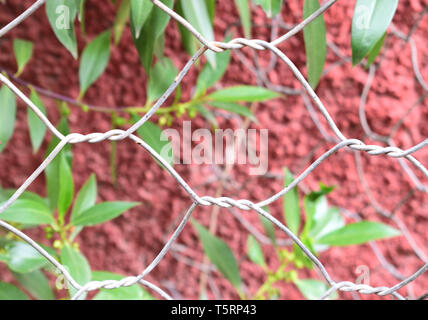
[{"x1": 0, "y1": 0, "x2": 427, "y2": 300}]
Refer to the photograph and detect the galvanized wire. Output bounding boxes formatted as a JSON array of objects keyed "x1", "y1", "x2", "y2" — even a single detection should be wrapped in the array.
[{"x1": 0, "y1": 0, "x2": 427, "y2": 300}]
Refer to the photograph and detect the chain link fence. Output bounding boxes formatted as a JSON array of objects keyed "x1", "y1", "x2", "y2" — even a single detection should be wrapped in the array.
[{"x1": 0, "y1": 0, "x2": 427, "y2": 300}]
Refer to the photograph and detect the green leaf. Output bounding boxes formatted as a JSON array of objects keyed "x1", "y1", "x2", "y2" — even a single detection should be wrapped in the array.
[
  {"x1": 309, "y1": 207, "x2": 344, "y2": 252},
  {"x1": 283, "y1": 168, "x2": 300, "y2": 234},
  {"x1": 365, "y1": 32, "x2": 386, "y2": 68},
  {"x1": 180, "y1": 0, "x2": 216, "y2": 67},
  {"x1": 192, "y1": 220, "x2": 242, "y2": 290},
  {"x1": 113, "y1": 0, "x2": 130, "y2": 45},
  {"x1": 194, "y1": 47, "x2": 230, "y2": 98},
  {"x1": 14, "y1": 270, "x2": 55, "y2": 300},
  {"x1": 133, "y1": 0, "x2": 173, "y2": 74},
  {"x1": 259, "y1": 208, "x2": 276, "y2": 245},
  {"x1": 60, "y1": 244, "x2": 91, "y2": 298},
  {"x1": 247, "y1": 235, "x2": 265, "y2": 267},
  {"x1": 79, "y1": 30, "x2": 111, "y2": 97},
  {"x1": 27, "y1": 89, "x2": 47, "y2": 153},
  {"x1": 71, "y1": 201, "x2": 140, "y2": 226},
  {"x1": 176, "y1": 2, "x2": 198, "y2": 56},
  {"x1": 205, "y1": 0, "x2": 216, "y2": 23},
  {"x1": 45, "y1": 117, "x2": 71, "y2": 211},
  {"x1": 133, "y1": 116, "x2": 174, "y2": 166},
  {"x1": 58, "y1": 152, "x2": 74, "y2": 219},
  {"x1": 0, "y1": 189, "x2": 47, "y2": 205},
  {"x1": 130, "y1": 0, "x2": 153, "y2": 39},
  {"x1": 6, "y1": 242, "x2": 48, "y2": 273},
  {"x1": 317, "y1": 221, "x2": 400, "y2": 246},
  {"x1": 92, "y1": 271, "x2": 154, "y2": 300},
  {"x1": 303, "y1": 0, "x2": 327, "y2": 89},
  {"x1": 45, "y1": 0, "x2": 78, "y2": 59},
  {"x1": 0, "y1": 282, "x2": 28, "y2": 300},
  {"x1": 194, "y1": 104, "x2": 218, "y2": 128},
  {"x1": 351, "y1": 0, "x2": 398, "y2": 65},
  {"x1": 234, "y1": 0, "x2": 251, "y2": 38},
  {"x1": 253, "y1": 0, "x2": 282, "y2": 18},
  {"x1": 13, "y1": 39, "x2": 33, "y2": 76},
  {"x1": 302, "y1": 184, "x2": 334, "y2": 236},
  {"x1": 295, "y1": 279, "x2": 337, "y2": 300},
  {"x1": 147, "y1": 57, "x2": 177, "y2": 103},
  {"x1": 207, "y1": 85, "x2": 279, "y2": 102},
  {"x1": 0, "y1": 199, "x2": 54, "y2": 225},
  {"x1": 70, "y1": 174, "x2": 97, "y2": 222},
  {"x1": 208, "y1": 101, "x2": 255, "y2": 121},
  {"x1": 0, "y1": 85, "x2": 16, "y2": 153}
]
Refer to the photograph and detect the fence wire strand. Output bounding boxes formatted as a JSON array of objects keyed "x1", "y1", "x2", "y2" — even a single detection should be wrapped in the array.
[{"x1": 0, "y1": 0, "x2": 427, "y2": 300}]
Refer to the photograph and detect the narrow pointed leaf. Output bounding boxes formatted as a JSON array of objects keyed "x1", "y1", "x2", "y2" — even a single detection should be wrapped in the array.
[
  {"x1": 70, "y1": 173, "x2": 97, "y2": 221},
  {"x1": 317, "y1": 221, "x2": 400, "y2": 246},
  {"x1": 180, "y1": 0, "x2": 216, "y2": 67},
  {"x1": 46, "y1": 0, "x2": 78, "y2": 58},
  {"x1": 79, "y1": 30, "x2": 111, "y2": 97},
  {"x1": 13, "y1": 39, "x2": 33, "y2": 76},
  {"x1": 133, "y1": 0, "x2": 173, "y2": 74},
  {"x1": 207, "y1": 85, "x2": 279, "y2": 102},
  {"x1": 113, "y1": 0, "x2": 131, "y2": 45},
  {"x1": 27, "y1": 89, "x2": 47, "y2": 153},
  {"x1": 71, "y1": 201, "x2": 140, "y2": 226},
  {"x1": 351, "y1": 0, "x2": 398, "y2": 65},
  {"x1": 0, "y1": 85, "x2": 16, "y2": 153},
  {"x1": 0, "y1": 199, "x2": 54, "y2": 225},
  {"x1": 58, "y1": 152, "x2": 74, "y2": 218},
  {"x1": 192, "y1": 220, "x2": 242, "y2": 289},
  {"x1": 283, "y1": 168, "x2": 300, "y2": 234},
  {"x1": 247, "y1": 235, "x2": 265, "y2": 266},
  {"x1": 208, "y1": 101, "x2": 255, "y2": 121},
  {"x1": 303, "y1": 0, "x2": 326, "y2": 89},
  {"x1": 130, "y1": 0, "x2": 153, "y2": 39},
  {"x1": 234, "y1": 0, "x2": 251, "y2": 38}
]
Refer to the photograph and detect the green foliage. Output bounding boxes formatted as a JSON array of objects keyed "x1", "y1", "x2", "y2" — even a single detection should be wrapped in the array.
[
  {"x1": 192, "y1": 220, "x2": 242, "y2": 291},
  {"x1": 79, "y1": 30, "x2": 111, "y2": 97},
  {"x1": 247, "y1": 235, "x2": 266, "y2": 267},
  {"x1": 132, "y1": 0, "x2": 173, "y2": 74},
  {"x1": 113, "y1": 0, "x2": 131, "y2": 45},
  {"x1": 351, "y1": 0, "x2": 398, "y2": 65},
  {"x1": 0, "y1": 147, "x2": 142, "y2": 299},
  {"x1": 234, "y1": 0, "x2": 251, "y2": 38},
  {"x1": 303, "y1": 0, "x2": 327, "y2": 89},
  {"x1": 46, "y1": 0, "x2": 78, "y2": 59},
  {"x1": 245, "y1": 168, "x2": 400, "y2": 299},
  {"x1": 61, "y1": 244, "x2": 91, "y2": 297},
  {"x1": 28, "y1": 89, "x2": 47, "y2": 153},
  {"x1": 283, "y1": 168, "x2": 300, "y2": 234},
  {"x1": 317, "y1": 221, "x2": 400, "y2": 246},
  {"x1": 207, "y1": 85, "x2": 280, "y2": 102},
  {"x1": 253, "y1": 0, "x2": 282, "y2": 18},
  {"x1": 180, "y1": 0, "x2": 216, "y2": 67},
  {"x1": 0, "y1": 85, "x2": 16, "y2": 153},
  {"x1": 0, "y1": 282, "x2": 28, "y2": 300},
  {"x1": 130, "y1": 0, "x2": 153, "y2": 39},
  {"x1": 13, "y1": 39, "x2": 33, "y2": 76}
]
